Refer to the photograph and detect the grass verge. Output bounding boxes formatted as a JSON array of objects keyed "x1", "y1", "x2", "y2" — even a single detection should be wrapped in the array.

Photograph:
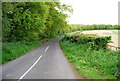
[
  {"x1": 60, "y1": 39, "x2": 118, "y2": 79},
  {"x1": 2, "y1": 37, "x2": 55, "y2": 64}
]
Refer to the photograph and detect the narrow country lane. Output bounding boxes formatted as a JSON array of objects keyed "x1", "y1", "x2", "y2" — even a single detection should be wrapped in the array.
[{"x1": 1, "y1": 37, "x2": 76, "y2": 79}]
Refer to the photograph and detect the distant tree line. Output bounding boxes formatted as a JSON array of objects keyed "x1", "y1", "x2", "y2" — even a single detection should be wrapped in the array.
[
  {"x1": 2, "y1": 2, "x2": 73, "y2": 42},
  {"x1": 69, "y1": 24, "x2": 120, "y2": 32}
]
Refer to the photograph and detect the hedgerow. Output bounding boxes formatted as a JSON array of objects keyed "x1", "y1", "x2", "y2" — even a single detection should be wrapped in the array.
[
  {"x1": 63, "y1": 33, "x2": 112, "y2": 50},
  {"x1": 60, "y1": 33, "x2": 119, "y2": 79}
]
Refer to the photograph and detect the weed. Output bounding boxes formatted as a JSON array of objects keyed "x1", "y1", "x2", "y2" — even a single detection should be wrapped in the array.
[{"x1": 60, "y1": 39, "x2": 118, "y2": 79}]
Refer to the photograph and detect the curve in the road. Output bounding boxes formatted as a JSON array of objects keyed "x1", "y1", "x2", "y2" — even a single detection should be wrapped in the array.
[{"x1": 1, "y1": 37, "x2": 76, "y2": 79}]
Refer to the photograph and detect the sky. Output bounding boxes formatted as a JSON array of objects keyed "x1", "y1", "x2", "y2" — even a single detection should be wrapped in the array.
[{"x1": 60, "y1": 0, "x2": 119, "y2": 25}]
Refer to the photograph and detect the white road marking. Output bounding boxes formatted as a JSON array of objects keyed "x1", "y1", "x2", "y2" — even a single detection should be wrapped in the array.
[
  {"x1": 18, "y1": 55, "x2": 42, "y2": 80},
  {"x1": 45, "y1": 46, "x2": 50, "y2": 52}
]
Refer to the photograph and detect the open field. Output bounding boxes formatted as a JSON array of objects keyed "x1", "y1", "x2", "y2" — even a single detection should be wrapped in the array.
[{"x1": 80, "y1": 30, "x2": 119, "y2": 48}]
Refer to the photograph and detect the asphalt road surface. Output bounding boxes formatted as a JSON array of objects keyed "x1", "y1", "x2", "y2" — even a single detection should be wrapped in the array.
[{"x1": 1, "y1": 37, "x2": 76, "y2": 80}]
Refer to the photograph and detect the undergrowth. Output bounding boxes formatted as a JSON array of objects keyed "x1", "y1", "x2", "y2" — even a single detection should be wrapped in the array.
[
  {"x1": 2, "y1": 37, "x2": 55, "y2": 64},
  {"x1": 60, "y1": 35, "x2": 118, "y2": 79}
]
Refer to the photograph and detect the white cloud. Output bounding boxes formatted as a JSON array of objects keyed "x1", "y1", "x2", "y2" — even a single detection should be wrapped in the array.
[{"x1": 60, "y1": 0, "x2": 119, "y2": 25}]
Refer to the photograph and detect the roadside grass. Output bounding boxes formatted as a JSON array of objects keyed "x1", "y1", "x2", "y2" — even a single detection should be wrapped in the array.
[
  {"x1": 60, "y1": 39, "x2": 118, "y2": 79},
  {"x1": 2, "y1": 37, "x2": 55, "y2": 64}
]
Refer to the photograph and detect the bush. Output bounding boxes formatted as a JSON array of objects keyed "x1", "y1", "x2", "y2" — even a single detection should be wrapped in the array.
[
  {"x1": 60, "y1": 37, "x2": 118, "y2": 79},
  {"x1": 64, "y1": 33, "x2": 112, "y2": 50},
  {"x1": 77, "y1": 36, "x2": 111, "y2": 50}
]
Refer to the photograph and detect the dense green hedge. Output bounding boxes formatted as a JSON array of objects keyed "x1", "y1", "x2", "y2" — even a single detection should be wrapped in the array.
[
  {"x1": 77, "y1": 36, "x2": 111, "y2": 50},
  {"x1": 60, "y1": 39, "x2": 118, "y2": 79},
  {"x1": 61, "y1": 32, "x2": 118, "y2": 79},
  {"x1": 63, "y1": 33, "x2": 112, "y2": 50}
]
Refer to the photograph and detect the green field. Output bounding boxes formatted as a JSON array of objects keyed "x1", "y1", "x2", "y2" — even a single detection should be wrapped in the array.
[{"x1": 60, "y1": 36, "x2": 118, "y2": 79}]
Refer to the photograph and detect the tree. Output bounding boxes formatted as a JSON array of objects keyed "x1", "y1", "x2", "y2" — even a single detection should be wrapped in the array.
[{"x1": 2, "y1": 2, "x2": 73, "y2": 42}]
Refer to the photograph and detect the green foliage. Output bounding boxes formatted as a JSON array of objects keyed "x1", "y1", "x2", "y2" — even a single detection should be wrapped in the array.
[
  {"x1": 68, "y1": 24, "x2": 120, "y2": 32},
  {"x1": 64, "y1": 33, "x2": 112, "y2": 50},
  {"x1": 60, "y1": 38, "x2": 118, "y2": 79},
  {"x1": 2, "y1": 41, "x2": 40, "y2": 64},
  {"x1": 76, "y1": 36, "x2": 111, "y2": 50},
  {"x1": 2, "y1": 2, "x2": 72, "y2": 64},
  {"x1": 2, "y1": 37, "x2": 55, "y2": 64},
  {"x1": 2, "y1": 2, "x2": 72, "y2": 42}
]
